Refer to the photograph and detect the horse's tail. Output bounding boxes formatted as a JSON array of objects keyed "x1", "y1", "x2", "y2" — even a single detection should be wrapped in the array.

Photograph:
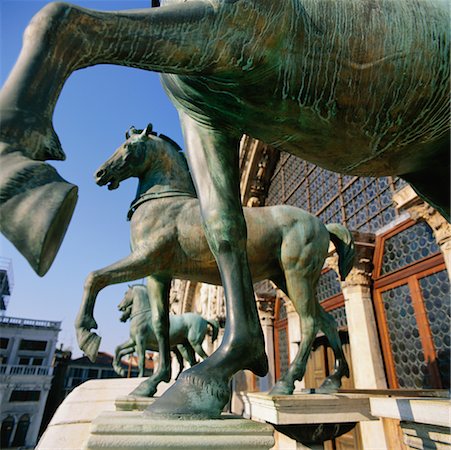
[
  {"x1": 326, "y1": 223, "x2": 355, "y2": 281},
  {"x1": 207, "y1": 319, "x2": 219, "y2": 343}
]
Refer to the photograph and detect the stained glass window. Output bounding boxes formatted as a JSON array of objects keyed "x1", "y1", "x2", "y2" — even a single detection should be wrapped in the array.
[
  {"x1": 381, "y1": 284, "x2": 429, "y2": 388},
  {"x1": 328, "y1": 306, "x2": 348, "y2": 330},
  {"x1": 277, "y1": 327, "x2": 290, "y2": 377},
  {"x1": 266, "y1": 153, "x2": 403, "y2": 232},
  {"x1": 381, "y1": 222, "x2": 440, "y2": 275},
  {"x1": 316, "y1": 270, "x2": 342, "y2": 302},
  {"x1": 419, "y1": 270, "x2": 450, "y2": 388}
]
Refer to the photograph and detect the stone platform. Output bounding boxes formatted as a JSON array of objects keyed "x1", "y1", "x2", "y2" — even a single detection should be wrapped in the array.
[
  {"x1": 244, "y1": 391, "x2": 378, "y2": 447},
  {"x1": 36, "y1": 378, "x2": 172, "y2": 450},
  {"x1": 37, "y1": 378, "x2": 274, "y2": 450},
  {"x1": 84, "y1": 412, "x2": 275, "y2": 450}
]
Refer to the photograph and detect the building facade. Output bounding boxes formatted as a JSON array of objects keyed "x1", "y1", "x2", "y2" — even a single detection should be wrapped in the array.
[{"x1": 0, "y1": 316, "x2": 61, "y2": 448}]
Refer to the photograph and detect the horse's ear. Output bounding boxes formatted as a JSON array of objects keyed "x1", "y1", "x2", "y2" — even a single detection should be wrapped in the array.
[
  {"x1": 145, "y1": 123, "x2": 153, "y2": 136},
  {"x1": 126, "y1": 126, "x2": 138, "y2": 139}
]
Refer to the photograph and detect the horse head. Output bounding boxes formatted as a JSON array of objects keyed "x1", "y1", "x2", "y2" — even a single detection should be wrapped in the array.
[
  {"x1": 96, "y1": 123, "x2": 193, "y2": 202},
  {"x1": 117, "y1": 285, "x2": 135, "y2": 315},
  {"x1": 95, "y1": 123, "x2": 156, "y2": 190}
]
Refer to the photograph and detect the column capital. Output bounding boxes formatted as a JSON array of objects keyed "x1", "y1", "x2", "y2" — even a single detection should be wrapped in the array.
[
  {"x1": 239, "y1": 137, "x2": 278, "y2": 207},
  {"x1": 342, "y1": 232, "x2": 376, "y2": 288},
  {"x1": 256, "y1": 294, "x2": 276, "y2": 321}
]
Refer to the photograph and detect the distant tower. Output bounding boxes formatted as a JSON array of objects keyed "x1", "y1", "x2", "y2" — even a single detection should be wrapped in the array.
[{"x1": 0, "y1": 257, "x2": 13, "y2": 312}]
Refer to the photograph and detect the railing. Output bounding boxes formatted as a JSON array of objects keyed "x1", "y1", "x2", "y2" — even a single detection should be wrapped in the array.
[
  {"x1": 0, "y1": 316, "x2": 61, "y2": 330},
  {"x1": 0, "y1": 364, "x2": 53, "y2": 376}
]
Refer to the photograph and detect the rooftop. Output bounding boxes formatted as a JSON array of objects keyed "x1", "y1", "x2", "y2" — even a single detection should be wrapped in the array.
[{"x1": 0, "y1": 315, "x2": 61, "y2": 330}]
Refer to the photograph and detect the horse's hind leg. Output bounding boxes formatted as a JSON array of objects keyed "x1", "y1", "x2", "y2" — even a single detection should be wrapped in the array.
[
  {"x1": 172, "y1": 347, "x2": 184, "y2": 379},
  {"x1": 270, "y1": 274, "x2": 320, "y2": 395},
  {"x1": 177, "y1": 343, "x2": 198, "y2": 367},
  {"x1": 316, "y1": 307, "x2": 350, "y2": 393},
  {"x1": 131, "y1": 276, "x2": 171, "y2": 397},
  {"x1": 187, "y1": 320, "x2": 209, "y2": 360}
]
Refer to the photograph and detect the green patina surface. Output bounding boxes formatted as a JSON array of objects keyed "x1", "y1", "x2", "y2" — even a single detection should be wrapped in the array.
[{"x1": 0, "y1": 0, "x2": 448, "y2": 419}]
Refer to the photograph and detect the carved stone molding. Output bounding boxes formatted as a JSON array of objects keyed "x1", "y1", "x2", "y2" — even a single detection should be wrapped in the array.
[
  {"x1": 393, "y1": 184, "x2": 451, "y2": 247},
  {"x1": 256, "y1": 294, "x2": 276, "y2": 321},
  {"x1": 239, "y1": 136, "x2": 279, "y2": 207},
  {"x1": 409, "y1": 204, "x2": 451, "y2": 247}
]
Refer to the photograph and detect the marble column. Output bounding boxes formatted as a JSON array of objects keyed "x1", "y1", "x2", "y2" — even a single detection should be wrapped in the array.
[
  {"x1": 256, "y1": 295, "x2": 276, "y2": 392},
  {"x1": 393, "y1": 185, "x2": 451, "y2": 278},
  {"x1": 336, "y1": 233, "x2": 389, "y2": 450}
]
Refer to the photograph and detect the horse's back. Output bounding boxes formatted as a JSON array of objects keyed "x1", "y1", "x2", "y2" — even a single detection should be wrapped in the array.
[{"x1": 164, "y1": 0, "x2": 449, "y2": 176}]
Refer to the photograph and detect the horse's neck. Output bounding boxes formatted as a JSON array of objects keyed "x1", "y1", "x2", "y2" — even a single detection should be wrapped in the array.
[
  {"x1": 131, "y1": 287, "x2": 150, "y2": 316},
  {"x1": 136, "y1": 146, "x2": 196, "y2": 198}
]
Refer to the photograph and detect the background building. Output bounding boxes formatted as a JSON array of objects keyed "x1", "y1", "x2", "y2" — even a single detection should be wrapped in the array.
[{"x1": 0, "y1": 313, "x2": 61, "y2": 448}]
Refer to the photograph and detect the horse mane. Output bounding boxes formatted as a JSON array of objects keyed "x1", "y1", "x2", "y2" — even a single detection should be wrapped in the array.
[{"x1": 154, "y1": 133, "x2": 194, "y2": 186}]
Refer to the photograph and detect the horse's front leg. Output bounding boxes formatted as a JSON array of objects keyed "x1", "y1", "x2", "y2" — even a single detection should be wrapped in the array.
[
  {"x1": 147, "y1": 113, "x2": 267, "y2": 418},
  {"x1": 0, "y1": 1, "x2": 234, "y2": 161},
  {"x1": 132, "y1": 276, "x2": 171, "y2": 397},
  {"x1": 113, "y1": 339, "x2": 136, "y2": 377},
  {"x1": 75, "y1": 252, "x2": 150, "y2": 361},
  {"x1": 0, "y1": 0, "x2": 250, "y2": 276}
]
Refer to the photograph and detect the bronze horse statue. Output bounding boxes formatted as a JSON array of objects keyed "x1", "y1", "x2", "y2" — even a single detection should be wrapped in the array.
[
  {"x1": 0, "y1": 0, "x2": 448, "y2": 417},
  {"x1": 113, "y1": 284, "x2": 219, "y2": 379},
  {"x1": 78, "y1": 125, "x2": 355, "y2": 399}
]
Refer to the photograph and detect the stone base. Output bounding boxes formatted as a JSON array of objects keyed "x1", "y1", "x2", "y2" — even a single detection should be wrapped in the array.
[
  {"x1": 83, "y1": 411, "x2": 275, "y2": 450},
  {"x1": 245, "y1": 392, "x2": 377, "y2": 447},
  {"x1": 245, "y1": 392, "x2": 376, "y2": 425},
  {"x1": 37, "y1": 378, "x2": 173, "y2": 450},
  {"x1": 115, "y1": 395, "x2": 156, "y2": 411}
]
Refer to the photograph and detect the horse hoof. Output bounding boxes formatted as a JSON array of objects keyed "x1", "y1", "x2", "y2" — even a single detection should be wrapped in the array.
[
  {"x1": 80, "y1": 332, "x2": 101, "y2": 362},
  {"x1": 269, "y1": 380, "x2": 293, "y2": 396},
  {"x1": 316, "y1": 376, "x2": 341, "y2": 394},
  {"x1": 130, "y1": 380, "x2": 157, "y2": 397},
  {"x1": 144, "y1": 372, "x2": 229, "y2": 419}
]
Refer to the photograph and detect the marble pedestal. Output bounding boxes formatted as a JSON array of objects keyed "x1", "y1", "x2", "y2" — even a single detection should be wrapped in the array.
[
  {"x1": 38, "y1": 378, "x2": 274, "y2": 450},
  {"x1": 83, "y1": 412, "x2": 275, "y2": 450}
]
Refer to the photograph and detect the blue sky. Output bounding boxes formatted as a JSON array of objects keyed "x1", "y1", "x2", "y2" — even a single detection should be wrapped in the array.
[{"x1": 1, "y1": 0, "x2": 184, "y2": 357}]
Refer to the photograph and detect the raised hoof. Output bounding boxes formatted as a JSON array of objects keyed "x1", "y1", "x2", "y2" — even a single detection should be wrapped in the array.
[
  {"x1": 79, "y1": 331, "x2": 101, "y2": 362},
  {"x1": 268, "y1": 380, "x2": 294, "y2": 396},
  {"x1": 144, "y1": 373, "x2": 230, "y2": 419}
]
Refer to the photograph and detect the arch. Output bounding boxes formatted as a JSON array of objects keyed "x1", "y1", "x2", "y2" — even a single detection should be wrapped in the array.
[
  {"x1": 11, "y1": 414, "x2": 30, "y2": 448},
  {"x1": 1, "y1": 415, "x2": 15, "y2": 448}
]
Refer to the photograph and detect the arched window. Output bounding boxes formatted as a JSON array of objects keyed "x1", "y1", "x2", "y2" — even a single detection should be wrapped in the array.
[
  {"x1": 11, "y1": 414, "x2": 30, "y2": 448},
  {"x1": 1, "y1": 415, "x2": 15, "y2": 448},
  {"x1": 373, "y1": 219, "x2": 450, "y2": 389}
]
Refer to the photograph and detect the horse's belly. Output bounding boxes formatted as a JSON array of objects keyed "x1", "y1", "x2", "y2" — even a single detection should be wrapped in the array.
[{"x1": 163, "y1": 0, "x2": 449, "y2": 177}]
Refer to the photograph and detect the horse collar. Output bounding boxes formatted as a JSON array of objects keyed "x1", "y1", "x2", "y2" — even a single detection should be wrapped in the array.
[{"x1": 127, "y1": 190, "x2": 197, "y2": 220}]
